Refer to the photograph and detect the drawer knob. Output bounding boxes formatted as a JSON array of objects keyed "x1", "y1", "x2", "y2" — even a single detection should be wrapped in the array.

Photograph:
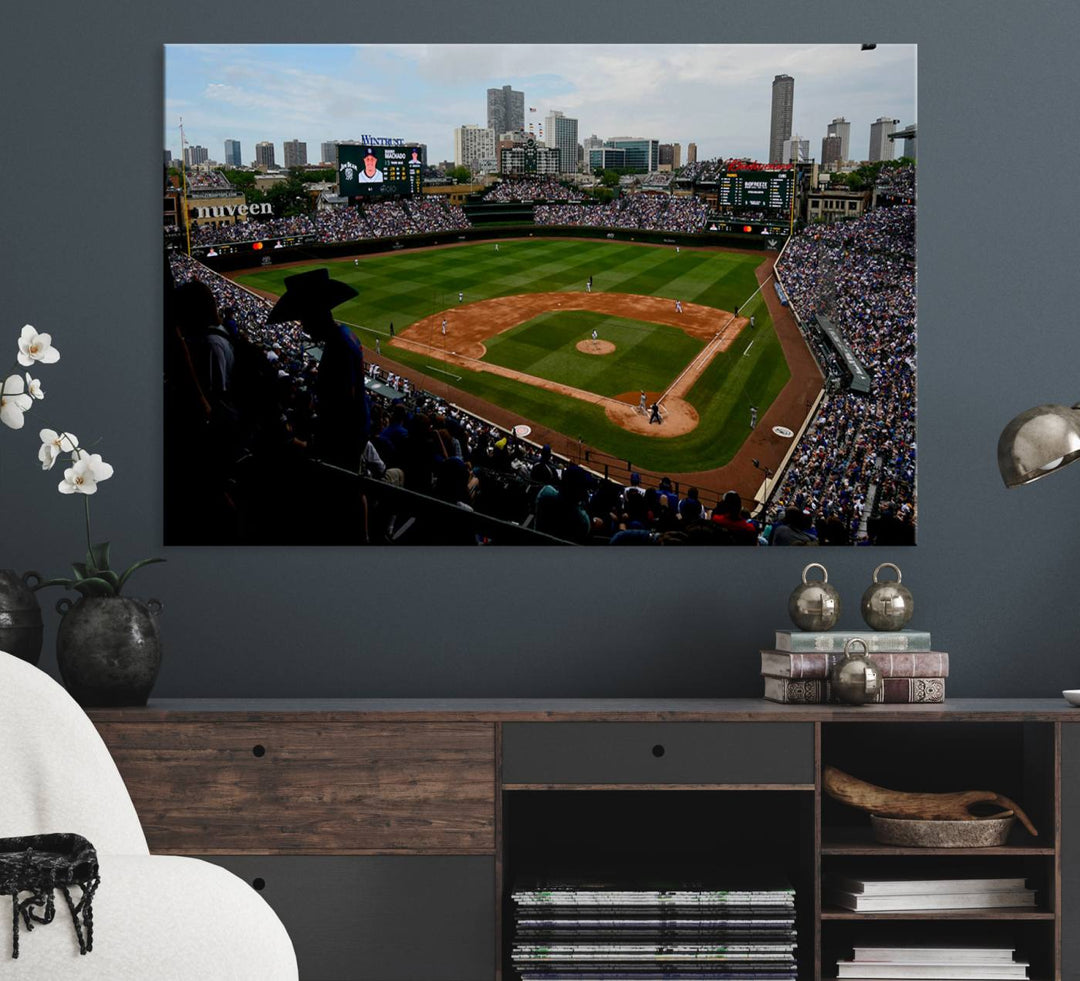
[
  {"x1": 252, "y1": 744, "x2": 267, "y2": 758},
  {"x1": 652, "y1": 744, "x2": 666, "y2": 758}
]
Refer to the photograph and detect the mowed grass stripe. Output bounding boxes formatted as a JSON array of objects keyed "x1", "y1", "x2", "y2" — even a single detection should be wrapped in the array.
[{"x1": 482, "y1": 311, "x2": 703, "y2": 397}]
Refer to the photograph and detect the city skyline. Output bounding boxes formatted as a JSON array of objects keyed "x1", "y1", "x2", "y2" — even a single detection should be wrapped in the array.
[{"x1": 165, "y1": 44, "x2": 916, "y2": 168}]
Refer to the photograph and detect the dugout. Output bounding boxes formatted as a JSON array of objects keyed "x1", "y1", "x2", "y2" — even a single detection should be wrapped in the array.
[{"x1": 814, "y1": 314, "x2": 872, "y2": 394}]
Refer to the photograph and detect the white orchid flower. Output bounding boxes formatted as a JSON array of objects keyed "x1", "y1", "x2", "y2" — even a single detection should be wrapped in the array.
[
  {"x1": 0, "y1": 374, "x2": 33, "y2": 430},
  {"x1": 25, "y1": 373, "x2": 43, "y2": 400},
  {"x1": 38, "y1": 428, "x2": 79, "y2": 470},
  {"x1": 58, "y1": 451, "x2": 114, "y2": 495},
  {"x1": 17, "y1": 325, "x2": 60, "y2": 367}
]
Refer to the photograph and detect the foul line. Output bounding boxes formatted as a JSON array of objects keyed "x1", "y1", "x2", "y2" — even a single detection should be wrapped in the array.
[
  {"x1": 743, "y1": 340, "x2": 755, "y2": 357},
  {"x1": 425, "y1": 364, "x2": 462, "y2": 380}
]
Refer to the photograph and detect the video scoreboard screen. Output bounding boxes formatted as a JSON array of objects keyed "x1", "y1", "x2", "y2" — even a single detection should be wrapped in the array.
[
  {"x1": 718, "y1": 171, "x2": 793, "y2": 211},
  {"x1": 338, "y1": 144, "x2": 423, "y2": 199}
]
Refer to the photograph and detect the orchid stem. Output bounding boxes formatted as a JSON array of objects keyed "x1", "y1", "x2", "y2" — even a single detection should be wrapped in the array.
[{"x1": 84, "y1": 494, "x2": 93, "y2": 557}]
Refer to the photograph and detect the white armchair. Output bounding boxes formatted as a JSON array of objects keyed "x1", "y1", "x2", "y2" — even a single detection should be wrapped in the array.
[{"x1": 0, "y1": 650, "x2": 298, "y2": 980}]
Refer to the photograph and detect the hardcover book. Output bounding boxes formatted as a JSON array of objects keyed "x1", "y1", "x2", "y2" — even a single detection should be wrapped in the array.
[
  {"x1": 762, "y1": 676, "x2": 946, "y2": 704},
  {"x1": 760, "y1": 650, "x2": 949, "y2": 680},
  {"x1": 774, "y1": 630, "x2": 931, "y2": 653}
]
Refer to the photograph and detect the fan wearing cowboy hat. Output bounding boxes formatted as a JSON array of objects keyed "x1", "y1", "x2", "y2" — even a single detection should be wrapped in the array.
[{"x1": 267, "y1": 268, "x2": 369, "y2": 470}]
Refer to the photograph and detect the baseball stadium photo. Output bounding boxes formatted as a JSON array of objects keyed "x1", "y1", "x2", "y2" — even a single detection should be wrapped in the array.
[{"x1": 164, "y1": 43, "x2": 916, "y2": 546}]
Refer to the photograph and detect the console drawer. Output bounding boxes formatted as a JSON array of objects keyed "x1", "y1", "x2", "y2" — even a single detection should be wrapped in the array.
[
  {"x1": 96, "y1": 721, "x2": 495, "y2": 853},
  {"x1": 501, "y1": 722, "x2": 813, "y2": 786},
  {"x1": 208, "y1": 855, "x2": 495, "y2": 981}
]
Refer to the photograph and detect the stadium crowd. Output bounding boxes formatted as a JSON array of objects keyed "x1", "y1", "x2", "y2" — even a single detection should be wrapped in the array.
[
  {"x1": 535, "y1": 193, "x2": 709, "y2": 233},
  {"x1": 189, "y1": 196, "x2": 470, "y2": 247},
  {"x1": 774, "y1": 199, "x2": 917, "y2": 544},
  {"x1": 482, "y1": 179, "x2": 583, "y2": 203},
  {"x1": 874, "y1": 163, "x2": 916, "y2": 199}
]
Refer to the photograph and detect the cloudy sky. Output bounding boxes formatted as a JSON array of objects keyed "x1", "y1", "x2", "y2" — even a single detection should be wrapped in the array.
[{"x1": 165, "y1": 44, "x2": 916, "y2": 166}]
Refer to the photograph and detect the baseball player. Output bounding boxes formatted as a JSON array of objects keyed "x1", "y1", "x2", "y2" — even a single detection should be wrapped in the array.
[
  {"x1": 458, "y1": 291, "x2": 463, "y2": 303},
  {"x1": 750, "y1": 406, "x2": 758, "y2": 429},
  {"x1": 441, "y1": 318, "x2": 447, "y2": 336},
  {"x1": 375, "y1": 338, "x2": 381, "y2": 356},
  {"x1": 354, "y1": 258, "x2": 359, "y2": 266},
  {"x1": 591, "y1": 328, "x2": 599, "y2": 349},
  {"x1": 675, "y1": 299, "x2": 683, "y2": 314},
  {"x1": 586, "y1": 280, "x2": 592, "y2": 293},
  {"x1": 750, "y1": 314, "x2": 756, "y2": 328},
  {"x1": 638, "y1": 390, "x2": 647, "y2": 414}
]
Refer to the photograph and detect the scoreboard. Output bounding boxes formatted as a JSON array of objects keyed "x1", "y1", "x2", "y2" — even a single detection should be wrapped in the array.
[
  {"x1": 718, "y1": 171, "x2": 793, "y2": 211},
  {"x1": 338, "y1": 144, "x2": 423, "y2": 199}
]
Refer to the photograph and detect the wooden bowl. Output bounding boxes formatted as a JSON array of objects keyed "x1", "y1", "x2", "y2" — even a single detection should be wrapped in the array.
[{"x1": 870, "y1": 813, "x2": 1016, "y2": 848}]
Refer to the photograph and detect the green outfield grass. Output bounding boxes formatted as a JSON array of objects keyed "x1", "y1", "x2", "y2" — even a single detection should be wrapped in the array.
[{"x1": 234, "y1": 239, "x2": 789, "y2": 472}]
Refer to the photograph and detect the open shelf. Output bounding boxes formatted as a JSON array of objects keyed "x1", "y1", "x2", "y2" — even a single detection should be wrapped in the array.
[{"x1": 821, "y1": 906, "x2": 1055, "y2": 920}]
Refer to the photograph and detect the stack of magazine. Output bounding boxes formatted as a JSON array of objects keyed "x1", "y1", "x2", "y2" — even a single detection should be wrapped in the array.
[
  {"x1": 510, "y1": 876, "x2": 798, "y2": 980},
  {"x1": 836, "y1": 945, "x2": 1029, "y2": 979},
  {"x1": 824, "y1": 874, "x2": 1036, "y2": 912}
]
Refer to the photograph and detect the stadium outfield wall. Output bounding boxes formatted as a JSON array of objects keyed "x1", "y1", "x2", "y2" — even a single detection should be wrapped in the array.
[{"x1": 188, "y1": 223, "x2": 781, "y2": 274}]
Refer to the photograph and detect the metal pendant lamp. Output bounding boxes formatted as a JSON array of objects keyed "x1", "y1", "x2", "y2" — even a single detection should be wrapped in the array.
[{"x1": 997, "y1": 403, "x2": 1080, "y2": 487}]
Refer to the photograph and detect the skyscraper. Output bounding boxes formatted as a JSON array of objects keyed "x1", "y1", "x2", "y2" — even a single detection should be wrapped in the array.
[
  {"x1": 183, "y1": 145, "x2": 208, "y2": 168},
  {"x1": 255, "y1": 141, "x2": 276, "y2": 170},
  {"x1": 545, "y1": 111, "x2": 579, "y2": 174},
  {"x1": 224, "y1": 139, "x2": 242, "y2": 168},
  {"x1": 164, "y1": 149, "x2": 173, "y2": 167},
  {"x1": 782, "y1": 136, "x2": 810, "y2": 164},
  {"x1": 826, "y1": 117, "x2": 851, "y2": 163},
  {"x1": 687, "y1": 143, "x2": 698, "y2": 164},
  {"x1": 769, "y1": 75, "x2": 795, "y2": 164},
  {"x1": 284, "y1": 139, "x2": 308, "y2": 169},
  {"x1": 487, "y1": 85, "x2": 525, "y2": 136},
  {"x1": 454, "y1": 125, "x2": 496, "y2": 171},
  {"x1": 868, "y1": 117, "x2": 899, "y2": 162},
  {"x1": 821, "y1": 134, "x2": 843, "y2": 169}
]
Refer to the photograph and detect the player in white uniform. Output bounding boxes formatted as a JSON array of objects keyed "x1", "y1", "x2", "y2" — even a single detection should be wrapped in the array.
[
  {"x1": 675, "y1": 299, "x2": 683, "y2": 314},
  {"x1": 638, "y1": 390, "x2": 647, "y2": 415},
  {"x1": 591, "y1": 328, "x2": 598, "y2": 349},
  {"x1": 442, "y1": 318, "x2": 448, "y2": 336}
]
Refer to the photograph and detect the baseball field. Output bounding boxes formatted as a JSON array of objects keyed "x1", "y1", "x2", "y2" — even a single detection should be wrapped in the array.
[{"x1": 233, "y1": 238, "x2": 792, "y2": 474}]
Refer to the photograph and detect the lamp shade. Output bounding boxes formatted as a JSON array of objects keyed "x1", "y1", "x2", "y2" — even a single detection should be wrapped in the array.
[{"x1": 997, "y1": 403, "x2": 1080, "y2": 487}]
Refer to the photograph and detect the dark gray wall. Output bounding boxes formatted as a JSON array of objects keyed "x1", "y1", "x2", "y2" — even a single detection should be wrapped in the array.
[{"x1": 3, "y1": 2, "x2": 1079, "y2": 699}]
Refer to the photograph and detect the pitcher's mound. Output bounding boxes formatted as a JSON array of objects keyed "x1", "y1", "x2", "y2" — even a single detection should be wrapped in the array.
[{"x1": 576, "y1": 339, "x2": 616, "y2": 355}]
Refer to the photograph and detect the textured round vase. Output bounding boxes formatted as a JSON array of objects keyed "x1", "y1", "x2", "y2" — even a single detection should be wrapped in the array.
[
  {"x1": 0, "y1": 569, "x2": 45, "y2": 665},
  {"x1": 56, "y1": 597, "x2": 163, "y2": 707}
]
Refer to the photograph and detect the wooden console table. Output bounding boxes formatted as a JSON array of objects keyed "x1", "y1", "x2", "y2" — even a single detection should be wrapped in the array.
[{"x1": 89, "y1": 699, "x2": 1080, "y2": 981}]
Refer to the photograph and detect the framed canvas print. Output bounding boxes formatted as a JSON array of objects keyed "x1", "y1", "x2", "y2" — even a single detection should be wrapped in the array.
[{"x1": 164, "y1": 43, "x2": 916, "y2": 546}]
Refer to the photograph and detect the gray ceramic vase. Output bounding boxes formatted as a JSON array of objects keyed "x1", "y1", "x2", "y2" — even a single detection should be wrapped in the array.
[
  {"x1": 0, "y1": 569, "x2": 44, "y2": 665},
  {"x1": 55, "y1": 596, "x2": 163, "y2": 707}
]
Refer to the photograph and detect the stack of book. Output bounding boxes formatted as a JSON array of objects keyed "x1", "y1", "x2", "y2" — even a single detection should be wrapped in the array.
[
  {"x1": 835, "y1": 945, "x2": 1029, "y2": 979},
  {"x1": 761, "y1": 630, "x2": 948, "y2": 704},
  {"x1": 824, "y1": 874, "x2": 1036, "y2": 912},
  {"x1": 510, "y1": 876, "x2": 798, "y2": 980}
]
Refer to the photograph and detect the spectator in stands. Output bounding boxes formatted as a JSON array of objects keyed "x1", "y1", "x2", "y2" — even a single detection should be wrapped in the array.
[
  {"x1": 710, "y1": 491, "x2": 758, "y2": 546},
  {"x1": 678, "y1": 486, "x2": 704, "y2": 523},
  {"x1": 266, "y1": 269, "x2": 368, "y2": 471},
  {"x1": 534, "y1": 464, "x2": 594, "y2": 543}
]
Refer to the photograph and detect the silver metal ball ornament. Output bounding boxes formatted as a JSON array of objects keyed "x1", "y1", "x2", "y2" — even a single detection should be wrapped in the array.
[
  {"x1": 788, "y1": 563, "x2": 841, "y2": 632},
  {"x1": 830, "y1": 638, "x2": 884, "y2": 705},
  {"x1": 860, "y1": 562, "x2": 914, "y2": 631}
]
